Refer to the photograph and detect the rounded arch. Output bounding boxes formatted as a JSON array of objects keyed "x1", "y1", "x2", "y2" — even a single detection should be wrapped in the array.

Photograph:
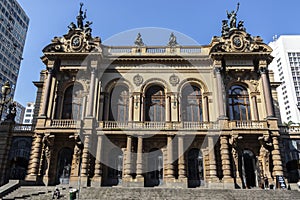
[
  {"x1": 226, "y1": 81, "x2": 250, "y2": 93},
  {"x1": 227, "y1": 83, "x2": 251, "y2": 121},
  {"x1": 61, "y1": 83, "x2": 84, "y2": 119},
  {"x1": 60, "y1": 80, "x2": 87, "y2": 95},
  {"x1": 141, "y1": 78, "x2": 171, "y2": 94},
  {"x1": 104, "y1": 78, "x2": 133, "y2": 94},
  {"x1": 144, "y1": 85, "x2": 166, "y2": 122},
  {"x1": 56, "y1": 147, "x2": 73, "y2": 184},
  {"x1": 178, "y1": 78, "x2": 209, "y2": 94},
  {"x1": 187, "y1": 148, "x2": 203, "y2": 188}
]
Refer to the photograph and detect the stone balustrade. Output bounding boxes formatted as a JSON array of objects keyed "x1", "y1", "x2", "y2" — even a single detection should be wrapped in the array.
[
  {"x1": 229, "y1": 120, "x2": 267, "y2": 129},
  {"x1": 12, "y1": 124, "x2": 34, "y2": 132},
  {"x1": 49, "y1": 119, "x2": 80, "y2": 128},
  {"x1": 104, "y1": 46, "x2": 202, "y2": 56}
]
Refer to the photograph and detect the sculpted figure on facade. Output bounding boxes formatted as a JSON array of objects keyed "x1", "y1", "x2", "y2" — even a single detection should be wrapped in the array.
[
  {"x1": 229, "y1": 135, "x2": 242, "y2": 179},
  {"x1": 41, "y1": 134, "x2": 54, "y2": 175},
  {"x1": 226, "y1": 2, "x2": 239, "y2": 29},
  {"x1": 134, "y1": 33, "x2": 145, "y2": 46},
  {"x1": 168, "y1": 32, "x2": 178, "y2": 47},
  {"x1": 237, "y1": 20, "x2": 246, "y2": 31},
  {"x1": 221, "y1": 20, "x2": 230, "y2": 36},
  {"x1": 76, "y1": 2, "x2": 86, "y2": 29},
  {"x1": 68, "y1": 22, "x2": 76, "y2": 31},
  {"x1": 258, "y1": 136, "x2": 273, "y2": 179}
]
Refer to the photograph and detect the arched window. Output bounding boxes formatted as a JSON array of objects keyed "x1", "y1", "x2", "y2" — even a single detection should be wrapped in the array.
[
  {"x1": 228, "y1": 85, "x2": 251, "y2": 120},
  {"x1": 62, "y1": 84, "x2": 83, "y2": 119},
  {"x1": 109, "y1": 85, "x2": 129, "y2": 121},
  {"x1": 145, "y1": 85, "x2": 165, "y2": 122},
  {"x1": 181, "y1": 85, "x2": 203, "y2": 122}
]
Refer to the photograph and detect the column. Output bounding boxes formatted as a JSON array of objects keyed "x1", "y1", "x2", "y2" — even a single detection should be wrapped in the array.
[
  {"x1": 166, "y1": 95, "x2": 171, "y2": 122},
  {"x1": 214, "y1": 63, "x2": 225, "y2": 118},
  {"x1": 136, "y1": 136, "x2": 143, "y2": 179},
  {"x1": 128, "y1": 95, "x2": 134, "y2": 122},
  {"x1": 87, "y1": 67, "x2": 96, "y2": 117},
  {"x1": 103, "y1": 93, "x2": 109, "y2": 120},
  {"x1": 203, "y1": 95, "x2": 209, "y2": 122},
  {"x1": 133, "y1": 93, "x2": 141, "y2": 121},
  {"x1": 208, "y1": 136, "x2": 218, "y2": 181},
  {"x1": 40, "y1": 68, "x2": 53, "y2": 116},
  {"x1": 124, "y1": 135, "x2": 132, "y2": 179},
  {"x1": 26, "y1": 133, "x2": 44, "y2": 181},
  {"x1": 92, "y1": 134, "x2": 103, "y2": 187},
  {"x1": 178, "y1": 136, "x2": 186, "y2": 178},
  {"x1": 220, "y1": 136, "x2": 232, "y2": 181},
  {"x1": 251, "y1": 94, "x2": 259, "y2": 121},
  {"x1": 166, "y1": 135, "x2": 174, "y2": 178},
  {"x1": 98, "y1": 93, "x2": 105, "y2": 121},
  {"x1": 171, "y1": 93, "x2": 179, "y2": 122},
  {"x1": 271, "y1": 136, "x2": 284, "y2": 177},
  {"x1": 259, "y1": 62, "x2": 274, "y2": 118},
  {"x1": 81, "y1": 135, "x2": 90, "y2": 181}
]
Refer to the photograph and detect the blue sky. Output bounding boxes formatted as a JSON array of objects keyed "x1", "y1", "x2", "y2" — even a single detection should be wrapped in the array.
[{"x1": 15, "y1": 0, "x2": 300, "y2": 106}]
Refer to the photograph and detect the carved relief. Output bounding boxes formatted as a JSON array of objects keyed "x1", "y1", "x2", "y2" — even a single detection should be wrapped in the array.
[
  {"x1": 169, "y1": 74, "x2": 180, "y2": 86},
  {"x1": 133, "y1": 74, "x2": 143, "y2": 86},
  {"x1": 43, "y1": 3, "x2": 101, "y2": 53}
]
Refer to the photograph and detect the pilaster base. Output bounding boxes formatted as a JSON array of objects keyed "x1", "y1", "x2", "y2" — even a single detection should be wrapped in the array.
[
  {"x1": 206, "y1": 182, "x2": 225, "y2": 189},
  {"x1": 69, "y1": 176, "x2": 88, "y2": 188},
  {"x1": 91, "y1": 176, "x2": 102, "y2": 187}
]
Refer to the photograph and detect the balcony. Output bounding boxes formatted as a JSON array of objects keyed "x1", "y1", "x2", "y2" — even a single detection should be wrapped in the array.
[
  {"x1": 100, "y1": 121, "x2": 217, "y2": 130},
  {"x1": 49, "y1": 119, "x2": 81, "y2": 128},
  {"x1": 12, "y1": 124, "x2": 34, "y2": 132},
  {"x1": 229, "y1": 121, "x2": 268, "y2": 129}
]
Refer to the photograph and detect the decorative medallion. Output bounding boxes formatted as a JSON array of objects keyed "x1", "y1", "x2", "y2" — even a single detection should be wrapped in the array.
[
  {"x1": 232, "y1": 35, "x2": 244, "y2": 50},
  {"x1": 133, "y1": 74, "x2": 143, "y2": 86},
  {"x1": 169, "y1": 74, "x2": 180, "y2": 86},
  {"x1": 70, "y1": 35, "x2": 83, "y2": 50}
]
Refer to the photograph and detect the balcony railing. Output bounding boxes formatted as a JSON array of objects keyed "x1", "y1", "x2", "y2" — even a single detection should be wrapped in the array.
[
  {"x1": 100, "y1": 121, "x2": 217, "y2": 130},
  {"x1": 104, "y1": 46, "x2": 203, "y2": 56},
  {"x1": 229, "y1": 121, "x2": 267, "y2": 129},
  {"x1": 12, "y1": 124, "x2": 34, "y2": 132},
  {"x1": 50, "y1": 119, "x2": 80, "y2": 128}
]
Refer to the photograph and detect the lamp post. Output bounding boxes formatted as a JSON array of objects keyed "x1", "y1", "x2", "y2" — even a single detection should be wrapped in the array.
[{"x1": 0, "y1": 81, "x2": 11, "y2": 120}]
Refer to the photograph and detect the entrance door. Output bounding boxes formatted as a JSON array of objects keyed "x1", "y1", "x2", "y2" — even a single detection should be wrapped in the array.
[
  {"x1": 188, "y1": 148, "x2": 203, "y2": 188},
  {"x1": 57, "y1": 148, "x2": 73, "y2": 184},
  {"x1": 145, "y1": 148, "x2": 163, "y2": 187},
  {"x1": 106, "y1": 148, "x2": 123, "y2": 186},
  {"x1": 242, "y1": 150, "x2": 258, "y2": 188}
]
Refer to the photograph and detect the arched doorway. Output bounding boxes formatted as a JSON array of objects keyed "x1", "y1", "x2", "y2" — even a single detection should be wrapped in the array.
[
  {"x1": 56, "y1": 147, "x2": 73, "y2": 184},
  {"x1": 106, "y1": 148, "x2": 123, "y2": 186},
  {"x1": 187, "y1": 148, "x2": 203, "y2": 188},
  {"x1": 8, "y1": 137, "x2": 32, "y2": 180},
  {"x1": 242, "y1": 150, "x2": 258, "y2": 188},
  {"x1": 145, "y1": 148, "x2": 163, "y2": 187}
]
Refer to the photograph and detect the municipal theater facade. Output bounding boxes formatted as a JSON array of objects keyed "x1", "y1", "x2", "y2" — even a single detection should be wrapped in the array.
[{"x1": 25, "y1": 5, "x2": 287, "y2": 189}]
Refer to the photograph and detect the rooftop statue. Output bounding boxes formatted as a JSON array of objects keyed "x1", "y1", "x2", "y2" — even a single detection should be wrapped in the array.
[
  {"x1": 77, "y1": 2, "x2": 86, "y2": 29},
  {"x1": 168, "y1": 32, "x2": 178, "y2": 47},
  {"x1": 226, "y1": 2, "x2": 239, "y2": 29},
  {"x1": 134, "y1": 33, "x2": 145, "y2": 46}
]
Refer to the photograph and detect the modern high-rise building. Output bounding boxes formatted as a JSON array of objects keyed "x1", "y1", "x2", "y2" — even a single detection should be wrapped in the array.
[
  {"x1": 268, "y1": 35, "x2": 300, "y2": 124},
  {"x1": 23, "y1": 102, "x2": 34, "y2": 124},
  {"x1": 14, "y1": 101, "x2": 24, "y2": 124},
  {"x1": 0, "y1": 0, "x2": 29, "y2": 117}
]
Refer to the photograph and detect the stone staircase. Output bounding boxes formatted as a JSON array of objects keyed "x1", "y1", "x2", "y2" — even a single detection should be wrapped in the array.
[{"x1": 1, "y1": 186, "x2": 299, "y2": 200}]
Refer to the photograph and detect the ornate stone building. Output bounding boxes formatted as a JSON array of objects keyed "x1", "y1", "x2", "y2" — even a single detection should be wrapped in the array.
[{"x1": 25, "y1": 4, "x2": 287, "y2": 189}]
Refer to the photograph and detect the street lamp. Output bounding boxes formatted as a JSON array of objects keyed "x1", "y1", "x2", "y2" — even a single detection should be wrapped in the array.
[{"x1": 0, "y1": 81, "x2": 11, "y2": 119}]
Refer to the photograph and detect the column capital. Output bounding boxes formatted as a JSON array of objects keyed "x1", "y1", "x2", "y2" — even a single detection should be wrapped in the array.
[{"x1": 213, "y1": 59, "x2": 222, "y2": 67}]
